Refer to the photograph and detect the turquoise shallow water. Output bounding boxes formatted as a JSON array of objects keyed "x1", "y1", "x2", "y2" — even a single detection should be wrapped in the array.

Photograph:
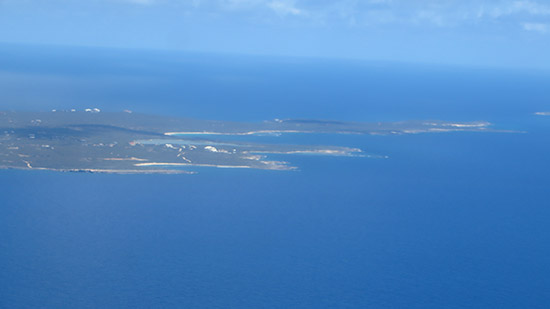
[{"x1": 1, "y1": 45, "x2": 550, "y2": 308}]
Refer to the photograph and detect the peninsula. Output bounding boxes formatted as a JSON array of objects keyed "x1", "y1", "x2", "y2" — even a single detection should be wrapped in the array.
[{"x1": 0, "y1": 110, "x2": 494, "y2": 174}]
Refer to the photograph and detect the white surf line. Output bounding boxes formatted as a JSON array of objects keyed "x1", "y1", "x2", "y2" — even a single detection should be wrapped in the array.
[
  {"x1": 245, "y1": 148, "x2": 363, "y2": 156},
  {"x1": 103, "y1": 157, "x2": 148, "y2": 161},
  {"x1": 176, "y1": 152, "x2": 192, "y2": 163},
  {"x1": 440, "y1": 122, "x2": 491, "y2": 128},
  {"x1": 164, "y1": 130, "x2": 306, "y2": 136},
  {"x1": 135, "y1": 162, "x2": 252, "y2": 169},
  {"x1": 0, "y1": 165, "x2": 190, "y2": 174}
]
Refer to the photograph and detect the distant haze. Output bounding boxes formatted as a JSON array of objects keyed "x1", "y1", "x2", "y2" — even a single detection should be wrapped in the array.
[{"x1": 1, "y1": 0, "x2": 550, "y2": 69}]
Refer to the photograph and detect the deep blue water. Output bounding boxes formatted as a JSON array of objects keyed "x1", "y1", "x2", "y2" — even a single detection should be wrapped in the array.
[{"x1": 1, "y1": 44, "x2": 550, "y2": 308}]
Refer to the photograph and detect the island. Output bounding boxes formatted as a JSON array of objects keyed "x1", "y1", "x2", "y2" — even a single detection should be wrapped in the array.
[{"x1": 0, "y1": 110, "x2": 495, "y2": 174}]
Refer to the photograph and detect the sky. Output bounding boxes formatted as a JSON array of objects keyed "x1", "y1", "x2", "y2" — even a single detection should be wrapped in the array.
[{"x1": 1, "y1": 0, "x2": 550, "y2": 68}]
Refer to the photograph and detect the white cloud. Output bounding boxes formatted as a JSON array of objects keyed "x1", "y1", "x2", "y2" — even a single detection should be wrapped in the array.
[
  {"x1": 220, "y1": 0, "x2": 264, "y2": 9},
  {"x1": 522, "y1": 22, "x2": 549, "y2": 33},
  {"x1": 121, "y1": 0, "x2": 156, "y2": 5},
  {"x1": 488, "y1": 0, "x2": 550, "y2": 18},
  {"x1": 76, "y1": 0, "x2": 550, "y2": 31},
  {"x1": 511, "y1": 0, "x2": 550, "y2": 15},
  {"x1": 412, "y1": 9, "x2": 446, "y2": 26},
  {"x1": 268, "y1": 1, "x2": 302, "y2": 16}
]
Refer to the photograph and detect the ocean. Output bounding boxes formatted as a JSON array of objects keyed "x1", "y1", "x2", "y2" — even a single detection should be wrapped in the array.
[{"x1": 1, "y1": 44, "x2": 549, "y2": 308}]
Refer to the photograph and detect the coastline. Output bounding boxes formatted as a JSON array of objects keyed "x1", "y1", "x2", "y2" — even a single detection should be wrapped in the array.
[{"x1": 0, "y1": 165, "x2": 195, "y2": 175}]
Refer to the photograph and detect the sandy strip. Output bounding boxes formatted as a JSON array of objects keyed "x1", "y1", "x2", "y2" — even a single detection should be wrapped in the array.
[
  {"x1": 103, "y1": 157, "x2": 148, "y2": 161},
  {"x1": 0, "y1": 166, "x2": 194, "y2": 174},
  {"x1": 248, "y1": 150, "x2": 352, "y2": 156},
  {"x1": 441, "y1": 122, "x2": 491, "y2": 128},
  {"x1": 135, "y1": 162, "x2": 252, "y2": 169},
  {"x1": 164, "y1": 130, "x2": 305, "y2": 136}
]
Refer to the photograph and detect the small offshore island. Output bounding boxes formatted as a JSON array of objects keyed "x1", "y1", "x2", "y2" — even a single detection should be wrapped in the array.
[{"x1": 0, "y1": 110, "x2": 494, "y2": 174}]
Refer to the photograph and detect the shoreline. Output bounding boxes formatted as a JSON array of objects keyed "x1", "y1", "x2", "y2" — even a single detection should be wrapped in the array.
[
  {"x1": 133, "y1": 162, "x2": 294, "y2": 170},
  {"x1": 0, "y1": 165, "x2": 195, "y2": 175},
  {"x1": 164, "y1": 130, "x2": 306, "y2": 136}
]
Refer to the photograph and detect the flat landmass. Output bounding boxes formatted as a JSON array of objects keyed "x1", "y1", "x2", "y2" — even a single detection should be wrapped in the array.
[{"x1": 0, "y1": 110, "x2": 494, "y2": 174}]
